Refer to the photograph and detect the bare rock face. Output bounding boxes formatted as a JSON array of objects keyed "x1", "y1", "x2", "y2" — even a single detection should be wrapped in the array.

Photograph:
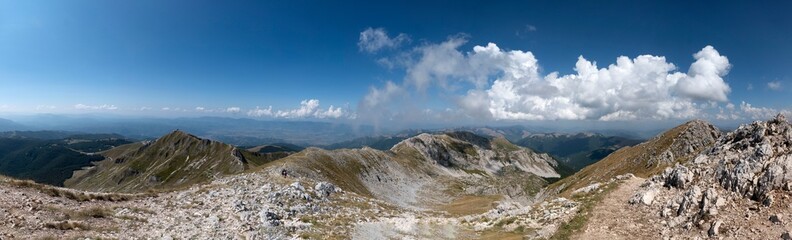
[
  {"x1": 630, "y1": 114, "x2": 792, "y2": 237},
  {"x1": 663, "y1": 164, "x2": 693, "y2": 189},
  {"x1": 714, "y1": 114, "x2": 792, "y2": 205}
]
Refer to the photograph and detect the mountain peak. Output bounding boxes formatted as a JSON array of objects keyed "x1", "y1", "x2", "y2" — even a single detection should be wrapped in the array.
[
  {"x1": 161, "y1": 129, "x2": 199, "y2": 140},
  {"x1": 64, "y1": 130, "x2": 276, "y2": 193}
]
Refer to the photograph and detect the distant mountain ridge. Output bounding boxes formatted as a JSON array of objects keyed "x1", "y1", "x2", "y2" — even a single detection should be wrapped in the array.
[{"x1": 0, "y1": 118, "x2": 26, "y2": 131}]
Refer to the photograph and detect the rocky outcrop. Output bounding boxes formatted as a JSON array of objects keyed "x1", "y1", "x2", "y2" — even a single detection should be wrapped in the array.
[
  {"x1": 630, "y1": 114, "x2": 792, "y2": 237},
  {"x1": 549, "y1": 119, "x2": 721, "y2": 197}
]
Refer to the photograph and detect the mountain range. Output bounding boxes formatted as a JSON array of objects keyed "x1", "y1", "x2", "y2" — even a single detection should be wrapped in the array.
[{"x1": 0, "y1": 116, "x2": 789, "y2": 239}]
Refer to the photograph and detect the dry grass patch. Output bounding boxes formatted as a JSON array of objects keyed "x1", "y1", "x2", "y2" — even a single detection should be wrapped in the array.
[
  {"x1": 439, "y1": 195, "x2": 502, "y2": 216},
  {"x1": 6, "y1": 179, "x2": 149, "y2": 202}
]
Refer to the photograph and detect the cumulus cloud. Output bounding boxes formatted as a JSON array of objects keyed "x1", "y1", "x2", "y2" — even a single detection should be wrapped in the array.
[
  {"x1": 674, "y1": 46, "x2": 732, "y2": 102},
  {"x1": 362, "y1": 37, "x2": 735, "y2": 121},
  {"x1": 247, "y1": 106, "x2": 273, "y2": 117},
  {"x1": 74, "y1": 104, "x2": 118, "y2": 110},
  {"x1": 768, "y1": 81, "x2": 782, "y2": 91},
  {"x1": 246, "y1": 99, "x2": 349, "y2": 119},
  {"x1": 358, "y1": 28, "x2": 410, "y2": 53},
  {"x1": 225, "y1": 107, "x2": 241, "y2": 113},
  {"x1": 275, "y1": 99, "x2": 348, "y2": 119}
]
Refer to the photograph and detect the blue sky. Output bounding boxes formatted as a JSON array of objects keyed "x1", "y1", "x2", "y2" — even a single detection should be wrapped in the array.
[{"x1": 0, "y1": 1, "x2": 790, "y2": 124}]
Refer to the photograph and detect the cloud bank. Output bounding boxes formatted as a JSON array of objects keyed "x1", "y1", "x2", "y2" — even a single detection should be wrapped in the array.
[
  {"x1": 74, "y1": 104, "x2": 118, "y2": 110},
  {"x1": 247, "y1": 99, "x2": 349, "y2": 119},
  {"x1": 361, "y1": 33, "x2": 737, "y2": 122}
]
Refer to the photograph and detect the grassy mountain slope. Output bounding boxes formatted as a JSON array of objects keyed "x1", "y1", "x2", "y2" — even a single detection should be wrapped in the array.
[
  {"x1": 65, "y1": 130, "x2": 275, "y2": 193},
  {"x1": 550, "y1": 120, "x2": 720, "y2": 197}
]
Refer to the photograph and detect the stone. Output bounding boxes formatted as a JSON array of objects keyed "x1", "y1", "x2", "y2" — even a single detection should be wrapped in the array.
[
  {"x1": 572, "y1": 183, "x2": 600, "y2": 195},
  {"x1": 629, "y1": 187, "x2": 658, "y2": 205},
  {"x1": 664, "y1": 165, "x2": 692, "y2": 189},
  {"x1": 769, "y1": 215, "x2": 783, "y2": 224},
  {"x1": 314, "y1": 182, "x2": 339, "y2": 198},
  {"x1": 782, "y1": 232, "x2": 792, "y2": 240},
  {"x1": 708, "y1": 220, "x2": 722, "y2": 237}
]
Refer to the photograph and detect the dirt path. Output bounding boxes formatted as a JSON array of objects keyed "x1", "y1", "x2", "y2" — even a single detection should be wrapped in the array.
[{"x1": 573, "y1": 176, "x2": 663, "y2": 240}]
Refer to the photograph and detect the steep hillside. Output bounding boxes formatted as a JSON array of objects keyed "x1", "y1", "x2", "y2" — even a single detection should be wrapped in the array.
[
  {"x1": 0, "y1": 139, "x2": 104, "y2": 186},
  {"x1": 516, "y1": 133, "x2": 642, "y2": 171},
  {"x1": 551, "y1": 120, "x2": 720, "y2": 197},
  {"x1": 65, "y1": 130, "x2": 274, "y2": 193},
  {"x1": 0, "y1": 133, "x2": 132, "y2": 186}
]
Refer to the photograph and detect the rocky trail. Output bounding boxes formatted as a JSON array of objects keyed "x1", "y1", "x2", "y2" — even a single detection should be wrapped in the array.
[{"x1": 574, "y1": 176, "x2": 662, "y2": 240}]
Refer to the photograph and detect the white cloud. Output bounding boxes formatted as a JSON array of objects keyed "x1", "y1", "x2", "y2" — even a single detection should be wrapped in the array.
[
  {"x1": 768, "y1": 81, "x2": 782, "y2": 91},
  {"x1": 362, "y1": 81, "x2": 404, "y2": 109},
  {"x1": 738, "y1": 102, "x2": 792, "y2": 120},
  {"x1": 275, "y1": 99, "x2": 348, "y2": 119},
  {"x1": 363, "y1": 39, "x2": 735, "y2": 121},
  {"x1": 747, "y1": 83, "x2": 754, "y2": 90},
  {"x1": 161, "y1": 107, "x2": 171, "y2": 111},
  {"x1": 246, "y1": 100, "x2": 349, "y2": 119},
  {"x1": 195, "y1": 107, "x2": 206, "y2": 111},
  {"x1": 74, "y1": 104, "x2": 118, "y2": 110},
  {"x1": 247, "y1": 106, "x2": 273, "y2": 117},
  {"x1": 358, "y1": 28, "x2": 410, "y2": 53},
  {"x1": 675, "y1": 46, "x2": 731, "y2": 102},
  {"x1": 225, "y1": 107, "x2": 241, "y2": 113}
]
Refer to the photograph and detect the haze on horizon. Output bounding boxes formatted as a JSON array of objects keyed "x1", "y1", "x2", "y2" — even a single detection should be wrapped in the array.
[{"x1": 1, "y1": 1, "x2": 791, "y2": 130}]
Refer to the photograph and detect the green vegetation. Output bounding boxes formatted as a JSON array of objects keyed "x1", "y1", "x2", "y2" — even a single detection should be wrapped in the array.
[
  {"x1": 0, "y1": 138, "x2": 104, "y2": 186},
  {"x1": 0, "y1": 132, "x2": 133, "y2": 186},
  {"x1": 516, "y1": 133, "x2": 641, "y2": 171}
]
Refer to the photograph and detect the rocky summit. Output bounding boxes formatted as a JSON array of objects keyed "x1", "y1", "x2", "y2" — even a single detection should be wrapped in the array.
[{"x1": 625, "y1": 114, "x2": 792, "y2": 238}]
